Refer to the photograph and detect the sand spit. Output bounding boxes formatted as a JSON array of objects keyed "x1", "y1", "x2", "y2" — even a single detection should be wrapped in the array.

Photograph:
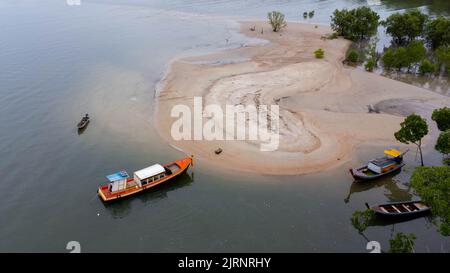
[{"x1": 154, "y1": 21, "x2": 450, "y2": 175}]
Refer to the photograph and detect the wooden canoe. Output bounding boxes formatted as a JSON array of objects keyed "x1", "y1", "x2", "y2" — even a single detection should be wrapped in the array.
[
  {"x1": 366, "y1": 200, "x2": 430, "y2": 217},
  {"x1": 77, "y1": 117, "x2": 90, "y2": 130},
  {"x1": 98, "y1": 156, "x2": 193, "y2": 202},
  {"x1": 349, "y1": 162, "x2": 404, "y2": 182}
]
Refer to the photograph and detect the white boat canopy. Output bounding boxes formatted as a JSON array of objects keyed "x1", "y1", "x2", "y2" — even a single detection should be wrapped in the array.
[{"x1": 134, "y1": 164, "x2": 165, "y2": 180}]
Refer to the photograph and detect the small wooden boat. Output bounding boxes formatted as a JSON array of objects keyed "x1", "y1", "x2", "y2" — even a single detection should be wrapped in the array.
[
  {"x1": 77, "y1": 114, "x2": 90, "y2": 130},
  {"x1": 350, "y1": 149, "x2": 408, "y2": 181},
  {"x1": 215, "y1": 148, "x2": 223, "y2": 155},
  {"x1": 366, "y1": 200, "x2": 430, "y2": 217},
  {"x1": 98, "y1": 156, "x2": 193, "y2": 202}
]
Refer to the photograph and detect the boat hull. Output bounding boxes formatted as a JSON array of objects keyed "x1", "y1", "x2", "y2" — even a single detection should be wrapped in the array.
[
  {"x1": 77, "y1": 119, "x2": 89, "y2": 130},
  {"x1": 97, "y1": 156, "x2": 192, "y2": 202},
  {"x1": 367, "y1": 200, "x2": 430, "y2": 218},
  {"x1": 349, "y1": 163, "x2": 404, "y2": 182}
]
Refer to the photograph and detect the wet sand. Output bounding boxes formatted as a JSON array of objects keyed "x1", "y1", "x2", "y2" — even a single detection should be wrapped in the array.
[{"x1": 154, "y1": 21, "x2": 450, "y2": 175}]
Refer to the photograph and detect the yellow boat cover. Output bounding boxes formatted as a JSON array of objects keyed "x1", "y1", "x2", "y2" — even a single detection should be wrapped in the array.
[{"x1": 384, "y1": 149, "x2": 402, "y2": 157}]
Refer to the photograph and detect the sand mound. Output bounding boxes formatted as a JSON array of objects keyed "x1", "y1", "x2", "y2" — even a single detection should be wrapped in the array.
[{"x1": 154, "y1": 21, "x2": 450, "y2": 175}]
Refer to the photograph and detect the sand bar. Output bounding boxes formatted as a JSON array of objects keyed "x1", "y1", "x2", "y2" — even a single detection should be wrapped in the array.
[{"x1": 154, "y1": 21, "x2": 450, "y2": 175}]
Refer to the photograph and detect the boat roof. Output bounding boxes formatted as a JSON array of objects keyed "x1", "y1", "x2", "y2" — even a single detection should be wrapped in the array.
[
  {"x1": 134, "y1": 164, "x2": 165, "y2": 180},
  {"x1": 369, "y1": 157, "x2": 396, "y2": 168},
  {"x1": 106, "y1": 171, "x2": 129, "y2": 182},
  {"x1": 384, "y1": 149, "x2": 401, "y2": 157}
]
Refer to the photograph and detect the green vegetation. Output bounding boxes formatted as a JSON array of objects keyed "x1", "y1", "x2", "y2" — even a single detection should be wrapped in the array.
[
  {"x1": 267, "y1": 11, "x2": 287, "y2": 32},
  {"x1": 351, "y1": 209, "x2": 374, "y2": 234},
  {"x1": 381, "y1": 41, "x2": 426, "y2": 72},
  {"x1": 330, "y1": 7, "x2": 380, "y2": 41},
  {"x1": 436, "y1": 130, "x2": 450, "y2": 157},
  {"x1": 389, "y1": 232, "x2": 416, "y2": 253},
  {"x1": 445, "y1": 158, "x2": 450, "y2": 166},
  {"x1": 383, "y1": 9, "x2": 428, "y2": 44},
  {"x1": 329, "y1": 8, "x2": 449, "y2": 78},
  {"x1": 411, "y1": 166, "x2": 450, "y2": 235},
  {"x1": 432, "y1": 107, "x2": 450, "y2": 131},
  {"x1": 381, "y1": 47, "x2": 406, "y2": 70},
  {"x1": 346, "y1": 49, "x2": 359, "y2": 63},
  {"x1": 406, "y1": 40, "x2": 427, "y2": 67},
  {"x1": 381, "y1": 48, "x2": 395, "y2": 70},
  {"x1": 365, "y1": 59, "x2": 375, "y2": 72},
  {"x1": 425, "y1": 16, "x2": 450, "y2": 49},
  {"x1": 419, "y1": 59, "x2": 437, "y2": 74},
  {"x1": 308, "y1": 10, "x2": 315, "y2": 19},
  {"x1": 314, "y1": 48, "x2": 324, "y2": 59},
  {"x1": 394, "y1": 114, "x2": 428, "y2": 166},
  {"x1": 328, "y1": 32, "x2": 339, "y2": 40},
  {"x1": 436, "y1": 45, "x2": 450, "y2": 73}
]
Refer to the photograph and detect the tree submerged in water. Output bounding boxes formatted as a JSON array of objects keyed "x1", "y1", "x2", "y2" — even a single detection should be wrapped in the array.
[
  {"x1": 351, "y1": 209, "x2": 374, "y2": 234},
  {"x1": 267, "y1": 11, "x2": 287, "y2": 32},
  {"x1": 383, "y1": 9, "x2": 428, "y2": 45},
  {"x1": 389, "y1": 232, "x2": 416, "y2": 253},
  {"x1": 411, "y1": 166, "x2": 450, "y2": 236},
  {"x1": 331, "y1": 7, "x2": 380, "y2": 41},
  {"x1": 435, "y1": 130, "x2": 450, "y2": 159},
  {"x1": 432, "y1": 107, "x2": 450, "y2": 132}
]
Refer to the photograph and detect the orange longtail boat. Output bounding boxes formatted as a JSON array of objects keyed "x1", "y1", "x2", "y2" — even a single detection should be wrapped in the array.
[{"x1": 98, "y1": 156, "x2": 193, "y2": 202}]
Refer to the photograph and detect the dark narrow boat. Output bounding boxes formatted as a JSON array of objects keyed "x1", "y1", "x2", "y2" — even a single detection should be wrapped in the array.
[
  {"x1": 350, "y1": 149, "x2": 408, "y2": 181},
  {"x1": 77, "y1": 114, "x2": 90, "y2": 130},
  {"x1": 366, "y1": 200, "x2": 430, "y2": 217}
]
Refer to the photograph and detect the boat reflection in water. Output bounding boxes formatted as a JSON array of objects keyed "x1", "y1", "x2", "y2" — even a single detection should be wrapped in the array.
[
  {"x1": 344, "y1": 176, "x2": 412, "y2": 204},
  {"x1": 101, "y1": 171, "x2": 194, "y2": 219}
]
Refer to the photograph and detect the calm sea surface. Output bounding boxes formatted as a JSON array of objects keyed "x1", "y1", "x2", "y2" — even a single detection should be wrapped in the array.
[{"x1": 0, "y1": 0, "x2": 449, "y2": 252}]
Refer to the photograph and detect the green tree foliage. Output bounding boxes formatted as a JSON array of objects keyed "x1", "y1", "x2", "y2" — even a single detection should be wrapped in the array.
[
  {"x1": 351, "y1": 209, "x2": 374, "y2": 234},
  {"x1": 406, "y1": 40, "x2": 426, "y2": 68},
  {"x1": 411, "y1": 166, "x2": 450, "y2": 235},
  {"x1": 383, "y1": 9, "x2": 428, "y2": 44},
  {"x1": 365, "y1": 59, "x2": 376, "y2": 72},
  {"x1": 426, "y1": 16, "x2": 450, "y2": 49},
  {"x1": 314, "y1": 48, "x2": 324, "y2": 59},
  {"x1": 381, "y1": 41, "x2": 426, "y2": 71},
  {"x1": 419, "y1": 59, "x2": 437, "y2": 74},
  {"x1": 394, "y1": 114, "x2": 428, "y2": 166},
  {"x1": 436, "y1": 130, "x2": 450, "y2": 157},
  {"x1": 382, "y1": 47, "x2": 408, "y2": 71},
  {"x1": 346, "y1": 49, "x2": 359, "y2": 62},
  {"x1": 435, "y1": 45, "x2": 450, "y2": 73},
  {"x1": 381, "y1": 48, "x2": 396, "y2": 70},
  {"x1": 432, "y1": 107, "x2": 450, "y2": 131},
  {"x1": 267, "y1": 11, "x2": 287, "y2": 32},
  {"x1": 331, "y1": 7, "x2": 380, "y2": 41},
  {"x1": 389, "y1": 232, "x2": 416, "y2": 253}
]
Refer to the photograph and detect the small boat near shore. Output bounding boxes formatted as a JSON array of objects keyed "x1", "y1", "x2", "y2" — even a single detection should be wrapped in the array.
[
  {"x1": 77, "y1": 114, "x2": 90, "y2": 130},
  {"x1": 98, "y1": 156, "x2": 193, "y2": 202},
  {"x1": 350, "y1": 149, "x2": 408, "y2": 181},
  {"x1": 366, "y1": 200, "x2": 430, "y2": 217}
]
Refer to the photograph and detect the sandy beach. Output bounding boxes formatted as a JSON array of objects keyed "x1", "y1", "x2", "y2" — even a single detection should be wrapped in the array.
[{"x1": 154, "y1": 21, "x2": 450, "y2": 175}]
